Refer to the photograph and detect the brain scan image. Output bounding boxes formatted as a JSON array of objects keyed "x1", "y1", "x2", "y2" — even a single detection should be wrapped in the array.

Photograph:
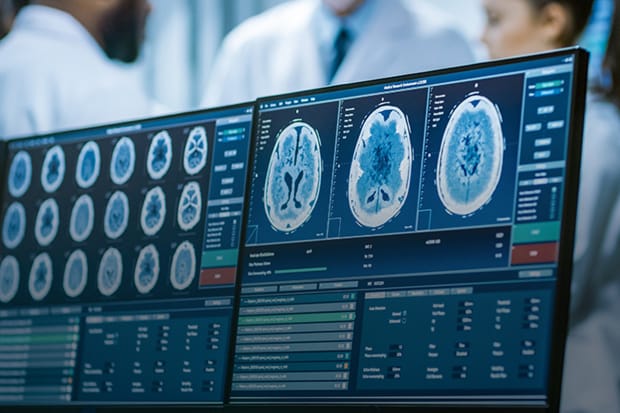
[
  {"x1": 264, "y1": 121, "x2": 322, "y2": 233},
  {"x1": 134, "y1": 244, "x2": 159, "y2": 294},
  {"x1": 177, "y1": 182, "x2": 201, "y2": 231},
  {"x1": 183, "y1": 126, "x2": 208, "y2": 175},
  {"x1": 170, "y1": 241, "x2": 196, "y2": 291},
  {"x1": 8, "y1": 151, "x2": 32, "y2": 198},
  {"x1": 41, "y1": 145, "x2": 66, "y2": 193},
  {"x1": 140, "y1": 187, "x2": 166, "y2": 236},
  {"x1": 35, "y1": 198, "x2": 60, "y2": 247},
  {"x1": 0, "y1": 256, "x2": 20, "y2": 304},
  {"x1": 2, "y1": 202, "x2": 26, "y2": 249},
  {"x1": 110, "y1": 137, "x2": 136, "y2": 185},
  {"x1": 69, "y1": 194, "x2": 95, "y2": 243},
  {"x1": 147, "y1": 130, "x2": 172, "y2": 180},
  {"x1": 63, "y1": 250, "x2": 88, "y2": 298},
  {"x1": 97, "y1": 247, "x2": 123, "y2": 296},
  {"x1": 348, "y1": 105, "x2": 412, "y2": 228},
  {"x1": 28, "y1": 253, "x2": 53, "y2": 301},
  {"x1": 104, "y1": 191, "x2": 129, "y2": 239},
  {"x1": 437, "y1": 95, "x2": 504, "y2": 216},
  {"x1": 76, "y1": 141, "x2": 101, "y2": 188}
]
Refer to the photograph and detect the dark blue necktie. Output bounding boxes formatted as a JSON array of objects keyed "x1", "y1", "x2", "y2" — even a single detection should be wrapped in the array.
[{"x1": 329, "y1": 27, "x2": 350, "y2": 82}]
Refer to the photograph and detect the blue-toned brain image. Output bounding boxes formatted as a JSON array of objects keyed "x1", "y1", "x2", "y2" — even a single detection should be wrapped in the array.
[
  {"x1": 183, "y1": 126, "x2": 208, "y2": 175},
  {"x1": 41, "y1": 145, "x2": 66, "y2": 193},
  {"x1": 104, "y1": 191, "x2": 129, "y2": 239},
  {"x1": 437, "y1": 95, "x2": 504, "y2": 216},
  {"x1": 140, "y1": 186, "x2": 166, "y2": 236},
  {"x1": 28, "y1": 253, "x2": 53, "y2": 301},
  {"x1": 35, "y1": 198, "x2": 59, "y2": 247},
  {"x1": 264, "y1": 121, "x2": 322, "y2": 233},
  {"x1": 0, "y1": 256, "x2": 20, "y2": 304},
  {"x1": 110, "y1": 137, "x2": 136, "y2": 185},
  {"x1": 70, "y1": 194, "x2": 95, "y2": 243},
  {"x1": 97, "y1": 247, "x2": 123, "y2": 296},
  {"x1": 2, "y1": 202, "x2": 26, "y2": 249},
  {"x1": 170, "y1": 241, "x2": 196, "y2": 291},
  {"x1": 147, "y1": 130, "x2": 172, "y2": 180},
  {"x1": 348, "y1": 105, "x2": 412, "y2": 228},
  {"x1": 134, "y1": 244, "x2": 159, "y2": 294},
  {"x1": 76, "y1": 141, "x2": 101, "y2": 188},
  {"x1": 63, "y1": 249, "x2": 88, "y2": 298},
  {"x1": 8, "y1": 151, "x2": 32, "y2": 198},
  {"x1": 177, "y1": 182, "x2": 201, "y2": 231}
]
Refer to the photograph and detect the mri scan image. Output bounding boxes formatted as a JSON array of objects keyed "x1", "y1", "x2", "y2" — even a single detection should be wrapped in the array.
[
  {"x1": 147, "y1": 130, "x2": 172, "y2": 180},
  {"x1": 97, "y1": 247, "x2": 123, "y2": 296},
  {"x1": 348, "y1": 105, "x2": 412, "y2": 228},
  {"x1": 170, "y1": 241, "x2": 196, "y2": 291},
  {"x1": 110, "y1": 137, "x2": 136, "y2": 185},
  {"x1": 104, "y1": 191, "x2": 129, "y2": 240},
  {"x1": 70, "y1": 194, "x2": 95, "y2": 243},
  {"x1": 0, "y1": 256, "x2": 20, "y2": 304},
  {"x1": 437, "y1": 95, "x2": 504, "y2": 216},
  {"x1": 29, "y1": 252, "x2": 53, "y2": 301},
  {"x1": 140, "y1": 187, "x2": 166, "y2": 236},
  {"x1": 177, "y1": 182, "x2": 201, "y2": 231},
  {"x1": 35, "y1": 198, "x2": 60, "y2": 247},
  {"x1": 8, "y1": 151, "x2": 32, "y2": 198},
  {"x1": 63, "y1": 249, "x2": 88, "y2": 298},
  {"x1": 264, "y1": 121, "x2": 322, "y2": 233},
  {"x1": 134, "y1": 244, "x2": 159, "y2": 294},
  {"x1": 76, "y1": 141, "x2": 101, "y2": 188},
  {"x1": 2, "y1": 202, "x2": 26, "y2": 249},
  {"x1": 41, "y1": 145, "x2": 66, "y2": 193},
  {"x1": 183, "y1": 126, "x2": 208, "y2": 175}
]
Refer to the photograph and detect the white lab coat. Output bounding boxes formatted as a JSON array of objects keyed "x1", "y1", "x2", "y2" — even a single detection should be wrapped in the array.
[
  {"x1": 202, "y1": 0, "x2": 475, "y2": 107},
  {"x1": 0, "y1": 5, "x2": 160, "y2": 139}
]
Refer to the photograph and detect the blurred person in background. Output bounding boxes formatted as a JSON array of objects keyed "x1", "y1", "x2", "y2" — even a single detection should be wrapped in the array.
[
  {"x1": 481, "y1": 1, "x2": 620, "y2": 412},
  {"x1": 0, "y1": 0, "x2": 158, "y2": 139},
  {"x1": 202, "y1": 0, "x2": 476, "y2": 107},
  {"x1": 0, "y1": 0, "x2": 27, "y2": 39}
]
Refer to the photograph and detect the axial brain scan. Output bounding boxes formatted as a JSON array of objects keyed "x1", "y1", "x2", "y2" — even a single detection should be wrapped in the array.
[
  {"x1": 348, "y1": 105, "x2": 412, "y2": 228},
  {"x1": 41, "y1": 145, "x2": 66, "y2": 193},
  {"x1": 104, "y1": 191, "x2": 129, "y2": 240},
  {"x1": 170, "y1": 241, "x2": 196, "y2": 291},
  {"x1": 437, "y1": 95, "x2": 504, "y2": 216},
  {"x1": 63, "y1": 250, "x2": 88, "y2": 298},
  {"x1": 134, "y1": 244, "x2": 160, "y2": 294},
  {"x1": 264, "y1": 121, "x2": 322, "y2": 233},
  {"x1": 76, "y1": 141, "x2": 101, "y2": 189},
  {"x1": 2, "y1": 202, "x2": 26, "y2": 249},
  {"x1": 97, "y1": 247, "x2": 123, "y2": 297},
  {"x1": 147, "y1": 131, "x2": 173, "y2": 180},
  {"x1": 70, "y1": 194, "x2": 95, "y2": 243},
  {"x1": 8, "y1": 151, "x2": 32, "y2": 198},
  {"x1": 35, "y1": 198, "x2": 60, "y2": 247},
  {"x1": 110, "y1": 137, "x2": 136, "y2": 185},
  {"x1": 183, "y1": 126, "x2": 208, "y2": 175},
  {"x1": 28, "y1": 253, "x2": 53, "y2": 301},
  {"x1": 141, "y1": 187, "x2": 166, "y2": 236},
  {"x1": 177, "y1": 182, "x2": 201, "y2": 231},
  {"x1": 0, "y1": 256, "x2": 19, "y2": 304}
]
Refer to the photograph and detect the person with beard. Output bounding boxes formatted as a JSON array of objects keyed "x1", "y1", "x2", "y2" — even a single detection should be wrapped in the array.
[
  {"x1": 0, "y1": 0, "x2": 158, "y2": 138},
  {"x1": 201, "y1": 0, "x2": 475, "y2": 107}
]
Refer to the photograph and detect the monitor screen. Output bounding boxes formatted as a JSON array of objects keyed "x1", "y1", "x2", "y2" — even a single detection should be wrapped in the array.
[
  {"x1": 231, "y1": 48, "x2": 588, "y2": 409},
  {"x1": 0, "y1": 103, "x2": 253, "y2": 405}
]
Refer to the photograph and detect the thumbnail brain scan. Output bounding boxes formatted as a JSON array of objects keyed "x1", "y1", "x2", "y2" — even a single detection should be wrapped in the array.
[
  {"x1": 41, "y1": 145, "x2": 66, "y2": 193},
  {"x1": 437, "y1": 95, "x2": 504, "y2": 216},
  {"x1": 183, "y1": 126, "x2": 208, "y2": 175},
  {"x1": 28, "y1": 253, "x2": 53, "y2": 301},
  {"x1": 110, "y1": 137, "x2": 136, "y2": 185},
  {"x1": 35, "y1": 198, "x2": 60, "y2": 247},
  {"x1": 170, "y1": 241, "x2": 196, "y2": 291},
  {"x1": 134, "y1": 244, "x2": 160, "y2": 294},
  {"x1": 140, "y1": 187, "x2": 166, "y2": 236},
  {"x1": 76, "y1": 141, "x2": 101, "y2": 189},
  {"x1": 147, "y1": 130, "x2": 173, "y2": 180},
  {"x1": 97, "y1": 247, "x2": 123, "y2": 297},
  {"x1": 348, "y1": 105, "x2": 412, "y2": 228},
  {"x1": 8, "y1": 151, "x2": 32, "y2": 198},
  {"x1": 264, "y1": 121, "x2": 322, "y2": 233},
  {"x1": 2, "y1": 202, "x2": 26, "y2": 249},
  {"x1": 0, "y1": 256, "x2": 20, "y2": 304},
  {"x1": 177, "y1": 182, "x2": 201, "y2": 231},
  {"x1": 70, "y1": 194, "x2": 95, "y2": 243},
  {"x1": 63, "y1": 249, "x2": 88, "y2": 298},
  {"x1": 104, "y1": 191, "x2": 129, "y2": 240}
]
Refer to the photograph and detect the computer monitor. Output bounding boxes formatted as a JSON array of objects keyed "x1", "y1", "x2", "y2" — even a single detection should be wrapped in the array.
[
  {"x1": 231, "y1": 48, "x2": 588, "y2": 411},
  {"x1": 0, "y1": 103, "x2": 253, "y2": 406}
]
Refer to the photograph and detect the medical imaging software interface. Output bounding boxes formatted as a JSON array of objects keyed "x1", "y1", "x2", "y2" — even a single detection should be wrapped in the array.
[
  {"x1": 0, "y1": 104, "x2": 253, "y2": 405},
  {"x1": 232, "y1": 53, "x2": 581, "y2": 405}
]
